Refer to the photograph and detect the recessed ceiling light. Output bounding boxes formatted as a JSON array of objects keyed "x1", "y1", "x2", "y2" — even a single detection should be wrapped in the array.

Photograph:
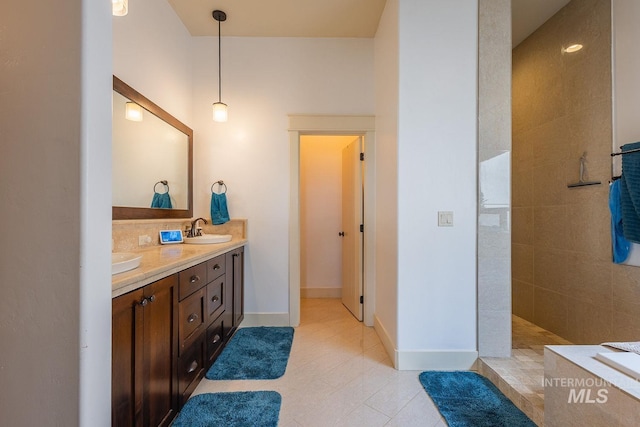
[{"x1": 562, "y1": 44, "x2": 583, "y2": 53}]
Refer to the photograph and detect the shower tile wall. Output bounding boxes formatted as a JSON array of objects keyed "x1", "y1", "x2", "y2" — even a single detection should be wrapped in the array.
[
  {"x1": 478, "y1": 0, "x2": 512, "y2": 357},
  {"x1": 512, "y1": 0, "x2": 634, "y2": 344}
]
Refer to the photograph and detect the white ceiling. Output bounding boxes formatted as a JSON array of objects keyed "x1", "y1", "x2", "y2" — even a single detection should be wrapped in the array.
[
  {"x1": 167, "y1": 0, "x2": 570, "y2": 45},
  {"x1": 167, "y1": 0, "x2": 387, "y2": 38}
]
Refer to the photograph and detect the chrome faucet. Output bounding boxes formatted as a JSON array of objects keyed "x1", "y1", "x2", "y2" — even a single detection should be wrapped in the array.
[{"x1": 188, "y1": 217, "x2": 207, "y2": 237}]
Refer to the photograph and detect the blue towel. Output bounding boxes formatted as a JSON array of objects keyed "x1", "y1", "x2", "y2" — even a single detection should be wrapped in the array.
[
  {"x1": 610, "y1": 180, "x2": 630, "y2": 263},
  {"x1": 211, "y1": 192, "x2": 230, "y2": 225},
  {"x1": 151, "y1": 192, "x2": 172, "y2": 209},
  {"x1": 620, "y1": 142, "x2": 640, "y2": 243}
]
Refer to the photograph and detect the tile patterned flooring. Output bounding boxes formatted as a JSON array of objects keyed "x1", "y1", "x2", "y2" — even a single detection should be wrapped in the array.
[
  {"x1": 192, "y1": 298, "x2": 447, "y2": 426},
  {"x1": 192, "y1": 299, "x2": 570, "y2": 426}
]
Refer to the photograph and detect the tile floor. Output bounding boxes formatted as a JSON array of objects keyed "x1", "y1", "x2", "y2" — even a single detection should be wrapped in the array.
[
  {"x1": 192, "y1": 298, "x2": 447, "y2": 426},
  {"x1": 192, "y1": 299, "x2": 570, "y2": 426}
]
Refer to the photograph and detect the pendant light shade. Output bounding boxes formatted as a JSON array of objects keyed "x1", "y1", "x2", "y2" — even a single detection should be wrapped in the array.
[
  {"x1": 213, "y1": 102, "x2": 228, "y2": 122},
  {"x1": 125, "y1": 102, "x2": 143, "y2": 121},
  {"x1": 212, "y1": 10, "x2": 228, "y2": 122},
  {"x1": 112, "y1": 0, "x2": 128, "y2": 16}
]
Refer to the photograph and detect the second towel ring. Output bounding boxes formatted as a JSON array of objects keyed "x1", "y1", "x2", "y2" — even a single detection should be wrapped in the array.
[
  {"x1": 211, "y1": 180, "x2": 227, "y2": 194},
  {"x1": 154, "y1": 180, "x2": 169, "y2": 194}
]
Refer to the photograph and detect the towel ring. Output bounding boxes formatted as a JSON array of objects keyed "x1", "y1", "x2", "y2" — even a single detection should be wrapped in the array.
[
  {"x1": 154, "y1": 180, "x2": 170, "y2": 194},
  {"x1": 211, "y1": 180, "x2": 227, "y2": 194}
]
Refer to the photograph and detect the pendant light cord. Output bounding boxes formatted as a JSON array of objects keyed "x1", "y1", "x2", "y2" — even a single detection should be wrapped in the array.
[{"x1": 217, "y1": 18, "x2": 222, "y2": 103}]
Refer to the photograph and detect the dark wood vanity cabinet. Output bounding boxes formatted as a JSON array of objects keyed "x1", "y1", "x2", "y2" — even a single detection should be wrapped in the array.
[
  {"x1": 111, "y1": 275, "x2": 178, "y2": 427},
  {"x1": 112, "y1": 247, "x2": 244, "y2": 426}
]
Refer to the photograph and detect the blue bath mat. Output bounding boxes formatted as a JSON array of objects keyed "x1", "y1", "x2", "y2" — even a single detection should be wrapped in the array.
[
  {"x1": 172, "y1": 391, "x2": 281, "y2": 427},
  {"x1": 419, "y1": 371, "x2": 536, "y2": 427},
  {"x1": 206, "y1": 327, "x2": 294, "y2": 380}
]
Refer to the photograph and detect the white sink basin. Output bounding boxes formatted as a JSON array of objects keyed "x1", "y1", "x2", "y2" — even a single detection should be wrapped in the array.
[
  {"x1": 184, "y1": 234, "x2": 232, "y2": 244},
  {"x1": 112, "y1": 252, "x2": 143, "y2": 275}
]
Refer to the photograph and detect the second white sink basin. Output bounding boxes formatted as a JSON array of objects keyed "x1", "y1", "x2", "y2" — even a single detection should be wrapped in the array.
[
  {"x1": 184, "y1": 234, "x2": 232, "y2": 244},
  {"x1": 112, "y1": 252, "x2": 143, "y2": 275}
]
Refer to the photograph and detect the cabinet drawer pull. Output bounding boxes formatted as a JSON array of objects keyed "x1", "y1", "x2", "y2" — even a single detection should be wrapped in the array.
[
  {"x1": 213, "y1": 264, "x2": 221, "y2": 271},
  {"x1": 139, "y1": 298, "x2": 148, "y2": 307},
  {"x1": 212, "y1": 334, "x2": 221, "y2": 344},
  {"x1": 187, "y1": 360, "x2": 198, "y2": 373},
  {"x1": 189, "y1": 275, "x2": 201, "y2": 283},
  {"x1": 147, "y1": 295, "x2": 155, "y2": 303},
  {"x1": 211, "y1": 295, "x2": 219, "y2": 303},
  {"x1": 187, "y1": 313, "x2": 199, "y2": 323}
]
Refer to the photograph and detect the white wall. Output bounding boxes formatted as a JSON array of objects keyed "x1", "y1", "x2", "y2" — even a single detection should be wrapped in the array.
[
  {"x1": 1, "y1": 0, "x2": 112, "y2": 425},
  {"x1": 113, "y1": 0, "x2": 193, "y2": 125},
  {"x1": 395, "y1": 0, "x2": 478, "y2": 368},
  {"x1": 191, "y1": 37, "x2": 374, "y2": 317},
  {"x1": 300, "y1": 136, "x2": 356, "y2": 295},
  {"x1": 373, "y1": 0, "x2": 400, "y2": 354}
]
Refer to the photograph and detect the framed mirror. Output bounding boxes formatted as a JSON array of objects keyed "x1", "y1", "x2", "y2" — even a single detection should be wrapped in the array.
[{"x1": 112, "y1": 76, "x2": 193, "y2": 219}]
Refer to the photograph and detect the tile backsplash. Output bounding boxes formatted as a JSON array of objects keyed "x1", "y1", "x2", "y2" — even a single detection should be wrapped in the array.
[{"x1": 112, "y1": 218, "x2": 247, "y2": 252}]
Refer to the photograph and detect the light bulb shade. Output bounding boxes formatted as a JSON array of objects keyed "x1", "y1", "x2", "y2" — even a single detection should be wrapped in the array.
[
  {"x1": 125, "y1": 102, "x2": 143, "y2": 121},
  {"x1": 112, "y1": 0, "x2": 128, "y2": 16},
  {"x1": 213, "y1": 102, "x2": 228, "y2": 122}
]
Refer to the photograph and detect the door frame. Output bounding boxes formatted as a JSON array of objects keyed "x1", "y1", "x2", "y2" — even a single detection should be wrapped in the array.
[{"x1": 288, "y1": 115, "x2": 376, "y2": 327}]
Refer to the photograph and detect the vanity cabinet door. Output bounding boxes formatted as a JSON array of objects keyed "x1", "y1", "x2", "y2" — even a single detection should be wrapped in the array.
[
  {"x1": 144, "y1": 276, "x2": 179, "y2": 427},
  {"x1": 112, "y1": 289, "x2": 144, "y2": 427},
  {"x1": 224, "y1": 247, "x2": 244, "y2": 341},
  {"x1": 231, "y1": 247, "x2": 244, "y2": 327},
  {"x1": 112, "y1": 275, "x2": 178, "y2": 427}
]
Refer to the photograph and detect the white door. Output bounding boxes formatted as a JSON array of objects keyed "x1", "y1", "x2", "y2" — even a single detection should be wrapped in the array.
[{"x1": 341, "y1": 137, "x2": 363, "y2": 321}]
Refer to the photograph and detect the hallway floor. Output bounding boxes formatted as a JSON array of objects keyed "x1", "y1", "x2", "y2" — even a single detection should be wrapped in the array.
[
  {"x1": 479, "y1": 315, "x2": 572, "y2": 426},
  {"x1": 192, "y1": 298, "x2": 447, "y2": 426}
]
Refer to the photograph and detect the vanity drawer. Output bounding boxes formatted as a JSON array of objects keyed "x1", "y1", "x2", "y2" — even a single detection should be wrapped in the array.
[
  {"x1": 178, "y1": 334, "x2": 206, "y2": 405},
  {"x1": 206, "y1": 254, "x2": 226, "y2": 282},
  {"x1": 206, "y1": 277, "x2": 225, "y2": 324},
  {"x1": 178, "y1": 288, "x2": 205, "y2": 355},
  {"x1": 179, "y1": 262, "x2": 207, "y2": 300},
  {"x1": 206, "y1": 315, "x2": 225, "y2": 366}
]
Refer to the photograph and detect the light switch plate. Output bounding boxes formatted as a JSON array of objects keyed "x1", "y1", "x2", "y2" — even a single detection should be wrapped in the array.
[{"x1": 438, "y1": 211, "x2": 454, "y2": 227}]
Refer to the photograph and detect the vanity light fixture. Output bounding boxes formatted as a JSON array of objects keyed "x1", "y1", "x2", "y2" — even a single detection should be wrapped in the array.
[
  {"x1": 562, "y1": 43, "x2": 583, "y2": 53},
  {"x1": 125, "y1": 102, "x2": 143, "y2": 121},
  {"x1": 212, "y1": 10, "x2": 228, "y2": 122},
  {"x1": 112, "y1": 0, "x2": 128, "y2": 16}
]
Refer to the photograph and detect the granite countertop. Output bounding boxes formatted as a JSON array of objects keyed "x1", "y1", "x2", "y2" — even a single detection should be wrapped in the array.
[{"x1": 112, "y1": 237, "x2": 247, "y2": 298}]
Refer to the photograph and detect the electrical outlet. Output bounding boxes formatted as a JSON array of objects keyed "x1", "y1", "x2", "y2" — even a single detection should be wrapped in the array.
[{"x1": 138, "y1": 235, "x2": 152, "y2": 246}]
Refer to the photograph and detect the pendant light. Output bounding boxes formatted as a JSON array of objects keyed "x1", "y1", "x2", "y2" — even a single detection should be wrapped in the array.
[
  {"x1": 112, "y1": 0, "x2": 128, "y2": 16},
  {"x1": 125, "y1": 102, "x2": 143, "y2": 121},
  {"x1": 212, "y1": 10, "x2": 228, "y2": 122}
]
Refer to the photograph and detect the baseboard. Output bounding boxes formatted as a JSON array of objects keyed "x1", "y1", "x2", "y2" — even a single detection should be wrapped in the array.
[
  {"x1": 373, "y1": 315, "x2": 478, "y2": 370},
  {"x1": 396, "y1": 350, "x2": 478, "y2": 371},
  {"x1": 373, "y1": 314, "x2": 398, "y2": 368},
  {"x1": 300, "y1": 287, "x2": 342, "y2": 298},
  {"x1": 241, "y1": 312, "x2": 291, "y2": 327}
]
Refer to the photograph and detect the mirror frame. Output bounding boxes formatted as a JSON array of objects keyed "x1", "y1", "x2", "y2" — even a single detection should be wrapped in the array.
[{"x1": 112, "y1": 76, "x2": 193, "y2": 220}]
